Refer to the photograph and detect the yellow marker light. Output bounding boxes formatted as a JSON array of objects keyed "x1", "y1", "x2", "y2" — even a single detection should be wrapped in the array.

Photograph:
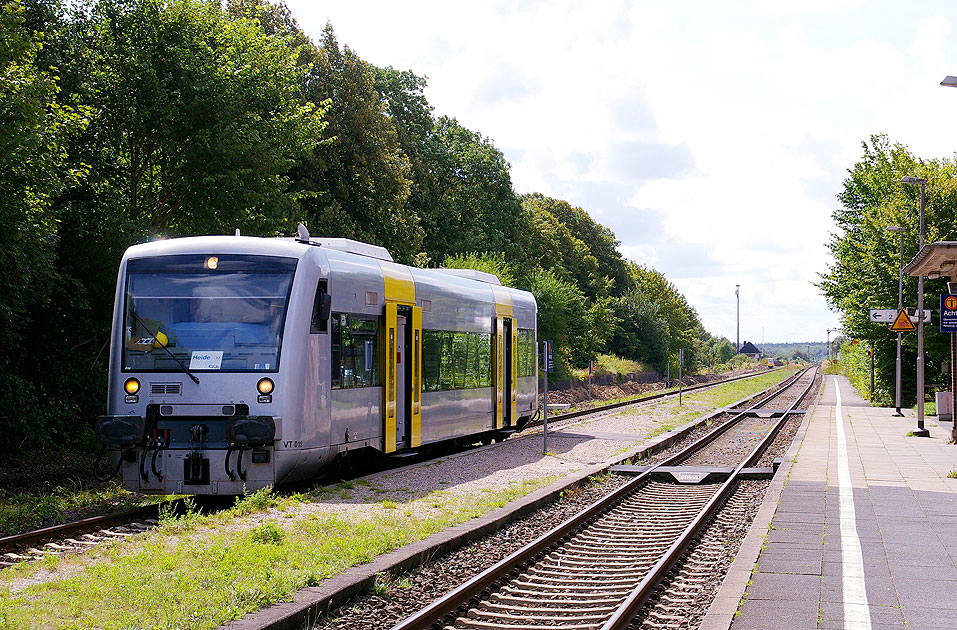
[
  {"x1": 205, "y1": 256, "x2": 219, "y2": 270},
  {"x1": 257, "y1": 378, "x2": 274, "y2": 395},
  {"x1": 124, "y1": 378, "x2": 140, "y2": 395}
]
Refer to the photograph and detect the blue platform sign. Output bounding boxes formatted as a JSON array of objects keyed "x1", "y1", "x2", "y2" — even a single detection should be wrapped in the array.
[{"x1": 940, "y1": 294, "x2": 957, "y2": 333}]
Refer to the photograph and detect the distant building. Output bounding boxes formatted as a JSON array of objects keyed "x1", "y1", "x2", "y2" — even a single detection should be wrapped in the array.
[{"x1": 738, "y1": 341, "x2": 763, "y2": 359}]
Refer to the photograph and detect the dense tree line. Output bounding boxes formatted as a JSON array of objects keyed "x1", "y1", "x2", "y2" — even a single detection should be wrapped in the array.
[
  {"x1": 819, "y1": 134, "x2": 957, "y2": 404},
  {"x1": 1, "y1": 0, "x2": 729, "y2": 449}
]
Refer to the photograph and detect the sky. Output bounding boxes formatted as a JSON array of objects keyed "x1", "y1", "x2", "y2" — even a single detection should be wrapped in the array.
[{"x1": 284, "y1": 0, "x2": 957, "y2": 345}]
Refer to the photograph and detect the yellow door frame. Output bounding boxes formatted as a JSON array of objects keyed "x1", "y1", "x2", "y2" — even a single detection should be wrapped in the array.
[
  {"x1": 384, "y1": 303, "x2": 398, "y2": 453},
  {"x1": 494, "y1": 316, "x2": 505, "y2": 429},
  {"x1": 378, "y1": 260, "x2": 420, "y2": 453}
]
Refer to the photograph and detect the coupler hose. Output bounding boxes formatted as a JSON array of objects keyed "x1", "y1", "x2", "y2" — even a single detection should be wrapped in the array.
[
  {"x1": 92, "y1": 445, "x2": 123, "y2": 482},
  {"x1": 150, "y1": 440, "x2": 165, "y2": 481},
  {"x1": 224, "y1": 444, "x2": 237, "y2": 481},
  {"x1": 139, "y1": 443, "x2": 151, "y2": 481},
  {"x1": 236, "y1": 445, "x2": 247, "y2": 481}
]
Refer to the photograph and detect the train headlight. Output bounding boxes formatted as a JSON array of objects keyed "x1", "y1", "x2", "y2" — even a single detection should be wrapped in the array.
[
  {"x1": 205, "y1": 256, "x2": 219, "y2": 270},
  {"x1": 124, "y1": 378, "x2": 140, "y2": 395},
  {"x1": 257, "y1": 378, "x2": 274, "y2": 395}
]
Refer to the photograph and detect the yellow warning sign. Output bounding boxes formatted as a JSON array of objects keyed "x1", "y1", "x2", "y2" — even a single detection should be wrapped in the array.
[{"x1": 889, "y1": 308, "x2": 916, "y2": 332}]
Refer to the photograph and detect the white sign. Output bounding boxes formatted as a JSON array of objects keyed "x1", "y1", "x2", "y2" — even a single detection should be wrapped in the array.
[
  {"x1": 869, "y1": 308, "x2": 931, "y2": 323},
  {"x1": 189, "y1": 351, "x2": 223, "y2": 370},
  {"x1": 869, "y1": 309, "x2": 897, "y2": 323}
]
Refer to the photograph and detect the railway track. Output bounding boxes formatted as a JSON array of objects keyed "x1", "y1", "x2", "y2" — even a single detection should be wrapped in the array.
[
  {"x1": 0, "y1": 367, "x2": 777, "y2": 570},
  {"x1": 528, "y1": 366, "x2": 781, "y2": 430},
  {"x1": 0, "y1": 504, "x2": 163, "y2": 567},
  {"x1": 389, "y1": 366, "x2": 817, "y2": 630},
  {"x1": 0, "y1": 496, "x2": 226, "y2": 567}
]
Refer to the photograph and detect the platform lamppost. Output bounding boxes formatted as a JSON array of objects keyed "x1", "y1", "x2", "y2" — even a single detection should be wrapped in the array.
[
  {"x1": 887, "y1": 225, "x2": 905, "y2": 416},
  {"x1": 901, "y1": 175, "x2": 930, "y2": 437}
]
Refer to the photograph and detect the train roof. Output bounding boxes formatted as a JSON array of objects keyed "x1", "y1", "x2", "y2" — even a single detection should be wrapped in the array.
[{"x1": 120, "y1": 233, "x2": 535, "y2": 307}]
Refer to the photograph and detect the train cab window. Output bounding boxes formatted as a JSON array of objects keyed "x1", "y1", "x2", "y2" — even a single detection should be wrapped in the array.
[
  {"x1": 331, "y1": 313, "x2": 379, "y2": 388},
  {"x1": 311, "y1": 280, "x2": 330, "y2": 333}
]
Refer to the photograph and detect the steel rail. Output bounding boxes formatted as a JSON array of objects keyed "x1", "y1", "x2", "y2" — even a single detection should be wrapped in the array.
[
  {"x1": 0, "y1": 499, "x2": 180, "y2": 556},
  {"x1": 389, "y1": 367, "x2": 813, "y2": 630},
  {"x1": 601, "y1": 367, "x2": 817, "y2": 629},
  {"x1": 525, "y1": 366, "x2": 787, "y2": 429}
]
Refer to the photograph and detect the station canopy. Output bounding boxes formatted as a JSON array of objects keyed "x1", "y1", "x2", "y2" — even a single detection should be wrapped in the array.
[{"x1": 902, "y1": 241, "x2": 957, "y2": 279}]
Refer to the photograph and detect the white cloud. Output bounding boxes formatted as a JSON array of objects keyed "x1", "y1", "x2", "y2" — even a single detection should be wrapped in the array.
[{"x1": 283, "y1": 0, "x2": 957, "y2": 343}]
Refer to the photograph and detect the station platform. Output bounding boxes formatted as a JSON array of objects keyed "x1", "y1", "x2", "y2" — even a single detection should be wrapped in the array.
[{"x1": 700, "y1": 375, "x2": 957, "y2": 630}]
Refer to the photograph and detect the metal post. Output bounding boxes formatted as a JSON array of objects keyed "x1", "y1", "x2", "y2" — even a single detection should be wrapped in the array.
[
  {"x1": 870, "y1": 345, "x2": 875, "y2": 400},
  {"x1": 678, "y1": 348, "x2": 684, "y2": 405},
  {"x1": 896, "y1": 229, "x2": 904, "y2": 416},
  {"x1": 588, "y1": 360, "x2": 592, "y2": 406},
  {"x1": 951, "y1": 332, "x2": 956, "y2": 441},
  {"x1": 542, "y1": 341, "x2": 548, "y2": 455},
  {"x1": 915, "y1": 181, "x2": 929, "y2": 436}
]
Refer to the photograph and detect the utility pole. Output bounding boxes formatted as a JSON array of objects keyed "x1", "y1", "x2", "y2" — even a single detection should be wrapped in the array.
[{"x1": 736, "y1": 284, "x2": 740, "y2": 353}]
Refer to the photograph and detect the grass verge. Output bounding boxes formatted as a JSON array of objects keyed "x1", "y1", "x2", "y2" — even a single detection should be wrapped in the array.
[{"x1": 0, "y1": 479, "x2": 553, "y2": 629}]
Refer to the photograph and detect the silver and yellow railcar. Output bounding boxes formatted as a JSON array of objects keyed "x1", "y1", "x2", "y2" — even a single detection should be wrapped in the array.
[{"x1": 95, "y1": 227, "x2": 538, "y2": 494}]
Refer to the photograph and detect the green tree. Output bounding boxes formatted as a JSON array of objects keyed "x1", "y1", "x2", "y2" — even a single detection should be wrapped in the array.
[
  {"x1": 630, "y1": 263, "x2": 706, "y2": 370},
  {"x1": 519, "y1": 268, "x2": 587, "y2": 377},
  {"x1": 69, "y1": 0, "x2": 324, "y2": 236},
  {"x1": 819, "y1": 134, "x2": 957, "y2": 404},
  {"x1": 373, "y1": 67, "x2": 531, "y2": 267},
  {"x1": 0, "y1": 0, "x2": 89, "y2": 444},
  {"x1": 610, "y1": 289, "x2": 669, "y2": 371},
  {"x1": 4, "y1": 0, "x2": 325, "y2": 448},
  {"x1": 521, "y1": 193, "x2": 633, "y2": 298},
  {"x1": 441, "y1": 252, "x2": 516, "y2": 287},
  {"x1": 292, "y1": 24, "x2": 415, "y2": 260}
]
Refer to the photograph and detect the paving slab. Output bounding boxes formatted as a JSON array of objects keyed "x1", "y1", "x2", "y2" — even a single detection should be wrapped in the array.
[{"x1": 699, "y1": 374, "x2": 957, "y2": 630}]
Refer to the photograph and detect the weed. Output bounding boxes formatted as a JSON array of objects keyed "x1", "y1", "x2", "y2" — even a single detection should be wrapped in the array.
[
  {"x1": 381, "y1": 500, "x2": 397, "y2": 509},
  {"x1": 948, "y1": 470, "x2": 957, "y2": 479},
  {"x1": 372, "y1": 572, "x2": 410, "y2": 599},
  {"x1": 232, "y1": 486, "x2": 278, "y2": 516},
  {"x1": 250, "y1": 520, "x2": 285, "y2": 545},
  {"x1": 158, "y1": 497, "x2": 203, "y2": 532}
]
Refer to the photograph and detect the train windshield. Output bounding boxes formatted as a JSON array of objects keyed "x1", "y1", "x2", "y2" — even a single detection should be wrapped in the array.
[{"x1": 122, "y1": 254, "x2": 297, "y2": 373}]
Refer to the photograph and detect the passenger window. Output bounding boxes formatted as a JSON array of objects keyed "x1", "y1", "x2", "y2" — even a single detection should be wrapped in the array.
[
  {"x1": 331, "y1": 312, "x2": 378, "y2": 389},
  {"x1": 422, "y1": 330, "x2": 441, "y2": 392}
]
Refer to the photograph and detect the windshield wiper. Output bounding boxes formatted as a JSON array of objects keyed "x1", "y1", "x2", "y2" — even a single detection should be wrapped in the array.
[{"x1": 128, "y1": 309, "x2": 200, "y2": 384}]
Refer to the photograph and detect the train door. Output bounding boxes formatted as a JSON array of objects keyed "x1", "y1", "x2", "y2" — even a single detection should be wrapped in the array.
[
  {"x1": 503, "y1": 318, "x2": 514, "y2": 427},
  {"x1": 494, "y1": 316, "x2": 517, "y2": 429},
  {"x1": 494, "y1": 316, "x2": 504, "y2": 429},
  {"x1": 383, "y1": 302, "x2": 422, "y2": 453},
  {"x1": 509, "y1": 319, "x2": 518, "y2": 425},
  {"x1": 396, "y1": 315, "x2": 407, "y2": 447}
]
